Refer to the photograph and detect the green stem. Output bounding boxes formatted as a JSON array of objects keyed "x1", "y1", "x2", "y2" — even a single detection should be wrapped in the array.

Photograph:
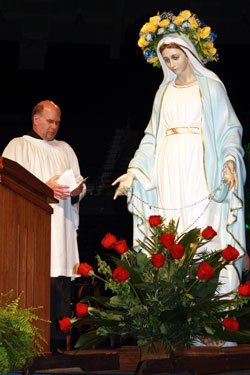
[
  {"x1": 154, "y1": 270, "x2": 159, "y2": 287},
  {"x1": 92, "y1": 273, "x2": 107, "y2": 284},
  {"x1": 186, "y1": 277, "x2": 199, "y2": 294},
  {"x1": 129, "y1": 281, "x2": 142, "y2": 303}
]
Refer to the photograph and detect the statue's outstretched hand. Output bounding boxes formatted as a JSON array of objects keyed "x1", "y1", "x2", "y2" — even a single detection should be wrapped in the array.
[
  {"x1": 223, "y1": 161, "x2": 238, "y2": 190},
  {"x1": 112, "y1": 172, "x2": 135, "y2": 200}
]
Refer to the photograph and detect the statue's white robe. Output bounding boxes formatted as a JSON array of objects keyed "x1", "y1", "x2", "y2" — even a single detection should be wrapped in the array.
[{"x1": 127, "y1": 75, "x2": 246, "y2": 293}]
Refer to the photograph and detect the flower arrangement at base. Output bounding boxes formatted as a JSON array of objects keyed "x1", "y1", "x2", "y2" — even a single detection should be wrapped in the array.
[{"x1": 60, "y1": 217, "x2": 250, "y2": 354}]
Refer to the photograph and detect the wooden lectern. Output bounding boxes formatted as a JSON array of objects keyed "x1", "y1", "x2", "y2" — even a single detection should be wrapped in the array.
[{"x1": 0, "y1": 157, "x2": 57, "y2": 354}]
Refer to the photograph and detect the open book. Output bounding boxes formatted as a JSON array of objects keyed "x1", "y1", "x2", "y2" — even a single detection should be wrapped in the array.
[{"x1": 57, "y1": 169, "x2": 83, "y2": 192}]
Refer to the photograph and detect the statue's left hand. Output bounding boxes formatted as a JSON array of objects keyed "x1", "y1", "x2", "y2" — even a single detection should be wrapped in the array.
[{"x1": 223, "y1": 161, "x2": 238, "y2": 190}]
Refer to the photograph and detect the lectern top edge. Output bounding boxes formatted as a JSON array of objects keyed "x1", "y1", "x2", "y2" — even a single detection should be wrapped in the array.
[{"x1": 0, "y1": 156, "x2": 58, "y2": 205}]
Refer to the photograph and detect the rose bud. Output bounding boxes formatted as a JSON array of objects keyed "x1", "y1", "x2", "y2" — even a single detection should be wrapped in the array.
[
  {"x1": 222, "y1": 317, "x2": 239, "y2": 332},
  {"x1": 101, "y1": 233, "x2": 117, "y2": 249},
  {"x1": 149, "y1": 215, "x2": 162, "y2": 227},
  {"x1": 151, "y1": 253, "x2": 166, "y2": 268},
  {"x1": 170, "y1": 243, "x2": 185, "y2": 259},
  {"x1": 201, "y1": 226, "x2": 217, "y2": 240},
  {"x1": 77, "y1": 263, "x2": 93, "y2": 277},
  {"x1": 59, "y1": 317, "x2": 71, "y2": 333},
  {"x1": 222, "y1": 245, "x2": 239, "y2": 261},
  {"x1": 197, "y1": 262, "x2": 215, "y2": 280},
  {"x1": 159, "y1": 232, "x2": 175, "y2": 250},
  {"x1": 113, "y1": 266, "x2": 130, "y2": 283},
  {"x1": 238, "y1": 280, "x2": 250, "y2": 297},
  {"x1": 113, "y1": 239, "x2": 128, "y2": 255},
  {"x1": 76, "y1": 302, "x2": 89, "y2": 318}
]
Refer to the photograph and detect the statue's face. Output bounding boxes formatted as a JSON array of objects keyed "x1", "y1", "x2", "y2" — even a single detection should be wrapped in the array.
[{"x1": 161, "y1": 47, "x2": 189, "y2": 77}]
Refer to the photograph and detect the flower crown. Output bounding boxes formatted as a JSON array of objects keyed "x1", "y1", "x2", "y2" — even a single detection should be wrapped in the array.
[{"x1": 138, "y1": 10, "x2": 218, "y2": 67}]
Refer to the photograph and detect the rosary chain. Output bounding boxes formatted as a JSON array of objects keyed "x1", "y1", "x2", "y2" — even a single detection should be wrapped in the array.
[{"x1": 127, "y1": 185, "x2": 226, "y2": 235}]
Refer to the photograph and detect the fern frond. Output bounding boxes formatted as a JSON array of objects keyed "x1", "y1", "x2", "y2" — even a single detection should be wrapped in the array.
[{"x1": 0, "y1": 290, "x2": 47, "y2": 374}]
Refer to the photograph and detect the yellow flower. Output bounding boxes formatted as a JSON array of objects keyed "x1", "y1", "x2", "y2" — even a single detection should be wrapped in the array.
[
  {"x1": 179, "y1": 10, "x2": 191, "y2": 20},
  {"x1": 189, "y1": 16, "x2": 198, "y2": 29},
  {"x1": 147, "y1": 56, "x2": 158, "y2": 64},
  {"x1": 201, "y1": 41, "x2": 217, "y2": 56},
  {"x1": 141, "y1": 21, "x2": 158, "y2": 34},
  {"x1": 149, "y1": 15, "x2": 161, "y2": 24},
  {"x1": 140, "y1": 22, "x2": 149, "y2": 34},
  {"x1": 174, "y1": 15, "x2": 185, "y2": 26},
  {"x1": 198, "y1": 26, "x2": 211, "y2": 40},
  {"x1": 211, "y1": 47, "x2": 217, "y2": 56},
  {"x1": 147, "y1": 21, "x2": 158, "y2": 33},
  {"x1": 207, "y1": 41, "x2": 217, "y2": 55},
  {"x1": 159, "y1": 18, "x2": 170, "y2": 27},
  {"x1": 138, "y1": 36, "x2": 150, "y2": 48}
]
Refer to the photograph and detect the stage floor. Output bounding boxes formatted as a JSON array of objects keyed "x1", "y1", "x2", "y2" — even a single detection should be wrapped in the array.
[{"x1": 12, "y1": 344, "x2": 250, "y2": 375}]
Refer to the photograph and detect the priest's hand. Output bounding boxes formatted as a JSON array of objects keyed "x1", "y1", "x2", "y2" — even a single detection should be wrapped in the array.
[
  {"x1": 46, "y1": 175, "x2": 71, "y2": 200},
  {"x1": 223, "y1": 161, "x2": 238, "y2": 190},
  {"x1": 71, "y1": 178, "x2": 87, "y2": 197},
  {"x1": 112, "y1": 172, "x2": 134, "y2": 200}
]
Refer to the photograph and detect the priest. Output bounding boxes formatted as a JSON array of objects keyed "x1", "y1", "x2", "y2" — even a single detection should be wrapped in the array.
[{"x1": 2, "y1": 99, "x2": 86, "y2": 353}]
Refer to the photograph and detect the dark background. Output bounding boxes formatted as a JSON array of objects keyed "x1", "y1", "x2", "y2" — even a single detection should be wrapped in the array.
[{"x1": 0, "y1": 0, "x2": 249, "y2": 265}]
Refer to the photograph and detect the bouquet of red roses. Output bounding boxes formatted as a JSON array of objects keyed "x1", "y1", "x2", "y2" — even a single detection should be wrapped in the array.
[{"x1": 59, "y1": 216, "x2": 250, "y2": 352}]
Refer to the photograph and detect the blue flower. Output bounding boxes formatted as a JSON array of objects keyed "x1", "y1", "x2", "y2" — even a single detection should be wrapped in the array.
[
  {"x1": 161, "y1": 12, "x2": 168, "y2": 20},
  {"x1": 144, "y1": 48, "x2": 156, "y2": 60},
  {"x1": 157, "y1": 27, "x2": 167, "y2": 35},
  {"x1": 182, "y1": 20, "x2": 190, "y2": 30},
  {"x1": 145, "y1": 33, "x2": 155, "y2": 42},
  {"x1": 168, "y1": 22, "x2": 178, "y2": 33},
  {"x1": 199, "y1": 20, "x2": 206, "y2": 28},
  {"x1": 209, "y1": 32, "x2": 217, "y2": 41}
]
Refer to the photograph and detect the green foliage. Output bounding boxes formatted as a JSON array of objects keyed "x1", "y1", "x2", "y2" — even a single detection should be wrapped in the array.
[
  {"x1": 72, "y1": 218, "x2": 250, "y2": 354},
  {"x1": 0, "y1": 290, "x2": 46, "y2": 374}
]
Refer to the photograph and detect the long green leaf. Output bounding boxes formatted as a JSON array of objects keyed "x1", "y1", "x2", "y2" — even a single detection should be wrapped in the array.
[
  {"x1": 88, "y1": 317, "x2": 121, "y2": 327},
  {"x1": 74, "y1": 332, "x2": 107, "y2": 349},
  {"x1": 91, "y1": 296, "x2": 111, "y2": 306}
]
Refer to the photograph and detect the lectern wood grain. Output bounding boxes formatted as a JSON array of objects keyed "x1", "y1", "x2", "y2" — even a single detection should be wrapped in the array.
[{"x1": 0, "y1": 157, "x2": 57, "y2": 354}]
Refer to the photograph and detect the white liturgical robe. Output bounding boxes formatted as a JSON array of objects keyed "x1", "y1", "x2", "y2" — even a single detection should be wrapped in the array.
[{"x1": 2, "y1": 135, "x2": 86, "y2": 277}]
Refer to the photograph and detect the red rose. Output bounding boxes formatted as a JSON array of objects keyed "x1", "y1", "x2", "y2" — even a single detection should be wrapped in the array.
[
  {"x1": 113, "y1": 266, "x2": 130, "y2": 283},
  {"x1": 113, "y1": 239, "x2": 128, "y2": 255},
  {"x1": 101, "y1": 233, "x2": 117, "y2": 249},
  {"x1": 201, "y1": 226, "x2": 217, "y2": 240},
  {"x1": 59, "y1": 317, "x2": 71, "y2": 333},
  {"x1": 170, "y1": 243, "x2": 185, "y2": 259},
  {"x1": 238, "y1": 280, "x2": 250, "y2": 296},
  {"x1": 159, "y1": 232, "x2": 175, "y2": 250},
  {"x1": 151, "y1": 253, "x2": 166, "y2": 268},
  {"x1": 149, "y1": 215, "x2": 162, "y2": 227},
  {"x1": 197, "y1": 262, "x2": 215, "y2": 280},
  {"x1": 223, "y1": 317, "x2": 239, "y2": 332},
  {"x1": 77, "y1": 263, "x2": 93, "y2": 277},
  {"x1": 76, "y1": 302, "x2": 89, "y2": 318},
  {"x1": 222, "y1": 245, "x2": 239, "y2": 261}
]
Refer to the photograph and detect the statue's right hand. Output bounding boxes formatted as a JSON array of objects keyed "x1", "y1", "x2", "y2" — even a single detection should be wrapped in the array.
[{"x1": 112, "y1": 173, "x2": 135, "y2": 200}]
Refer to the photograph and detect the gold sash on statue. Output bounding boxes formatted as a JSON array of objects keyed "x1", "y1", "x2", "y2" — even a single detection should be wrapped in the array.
[{"x1": 165, "y1": 127, "x2": 200, "y2": 136}]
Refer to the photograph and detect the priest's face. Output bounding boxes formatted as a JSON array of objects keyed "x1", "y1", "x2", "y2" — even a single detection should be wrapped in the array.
[{"x1": 33, "y1": 104, "x2": 61, "y2": 141}]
